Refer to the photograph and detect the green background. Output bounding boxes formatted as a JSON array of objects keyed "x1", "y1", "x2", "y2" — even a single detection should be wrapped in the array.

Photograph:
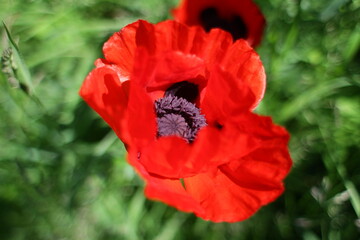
[{"x1": 0, "y1": 0, "x2": 359, "y2": 239}]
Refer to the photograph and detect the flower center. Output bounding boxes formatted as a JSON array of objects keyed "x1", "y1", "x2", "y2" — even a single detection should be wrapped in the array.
[
  {"x1": 154, "y1": 81, "x2": 206, "y2": 143},
  {"x1": 199, "y1": 7, "x2": 248, "y2": 41}
]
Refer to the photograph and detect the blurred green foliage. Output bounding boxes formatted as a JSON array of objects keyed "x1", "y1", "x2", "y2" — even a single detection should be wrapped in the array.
[{"x1": 0, "y1": 0, "x2": 359, "y2": 239}]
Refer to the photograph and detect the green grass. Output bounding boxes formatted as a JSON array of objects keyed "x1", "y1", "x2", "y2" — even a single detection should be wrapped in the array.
[{"x1": 1, "y1": 0, "x2": 359, "y2": 239}]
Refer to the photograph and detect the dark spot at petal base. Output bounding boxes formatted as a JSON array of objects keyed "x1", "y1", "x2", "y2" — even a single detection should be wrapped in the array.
[
  {"x1": 199, "y1": 7, "x2": 248, "y2": 41},
  {"x1": 214, "y1": 122, "x2": 223, "y2": 130},
  {"x1": 165, "y1": 81, "x2": 199, "y2": 103}
]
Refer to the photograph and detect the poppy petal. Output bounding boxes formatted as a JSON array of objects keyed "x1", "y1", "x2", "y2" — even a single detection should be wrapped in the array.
[
  {"x1": 184, "y1": 158, "x2": 286, "y2": 222},
  {"x1": 222, "y1": 40, "x2": 266, "y2": 108},
  {"x1": 154, "y1": 21, "x2": 234, "y2": 67},
  {"x1": 219, "y1": 141, "x2": 291, "y2": 191},
  {"x1": 218, "y1": 115, "x2": 291, "y2": 190},
  {"x1": 202, "y1": 65, "x2": 256, "y2": 122},
  {"x1": 217, "y1": 113, "x2": 291, "y2": 168},
  {"x1": 103, "y1": 21, "x2": 141, "y2": 81},
  {"x1": 125, "y1": 80, "x2": 157, "y2": 149},
  {"x1": 138, "y1": 127, "x2": 222, "y2": 178},
  {"x1": 127, "y1": 149, "x2": 205, "y2": 214},
  {"x1": 131, "y1": 47, "x2": 207, "y2": 96},
  {"x1": 79, "y1": 66, "x2": 130, "y2": 142}
]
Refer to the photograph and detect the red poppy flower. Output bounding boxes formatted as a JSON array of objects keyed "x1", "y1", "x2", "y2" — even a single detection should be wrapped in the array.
[
  {"x1": 172, "y1": 0, "x2": 265, "y2": 47},
  {"x1": 80, "y1": 20, "x2": 291, "y2": 222}
]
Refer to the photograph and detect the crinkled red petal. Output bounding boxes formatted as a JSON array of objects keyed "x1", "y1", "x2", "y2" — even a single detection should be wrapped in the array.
[
  {"x1": 79, "y1": 66, "x2": 130, "y2": 143},
  {"x1": 127, "y1": 149, "x2": 205, "y2": 215},
  {"x1": 221, "y1": 40, "x2": 266, "y2": 109},
  {"x1": 125, "y1": 80, "x2": 157, "y2": 149},
  {"x1": 183, "y1": 168, "x2": 284, "y2": 222},
  {"x1": 131, "y1": 48, "x2": 207, "y2": 101},
  {"x1": 216, "y1": 113, "x2": 291, "y2": 174},
  {"x1": 103, "y1": 22, "x2": 139, "y2": 81},
  {"x1": 202, "y1": 65, "x2": 256, "y2": 122},
  {"x1": 138, "y1": 127, "x2": 222, "y2": 178},
  {"x1": 220, "y1": 140, "x2": 291, "y2": 191}
]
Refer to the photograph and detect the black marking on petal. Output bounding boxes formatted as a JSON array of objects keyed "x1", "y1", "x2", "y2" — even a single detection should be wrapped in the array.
[
  {"x1": 214, "y1": 122, "x2": 223, "y2": 130},
  {"x1": 165, "y1": 81, "x2": 199, "y2": 103},
  {"x1": 199, "y1": 7, "x2": 248, "y2": 41}
]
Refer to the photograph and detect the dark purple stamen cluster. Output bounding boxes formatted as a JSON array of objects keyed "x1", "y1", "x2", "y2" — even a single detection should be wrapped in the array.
[
  {"x1": 155, "y1": 82, "x2": 206, "y2": 143},
  {"x1": 199, "y1": 7, "x2": 248, "y2": 41}
]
